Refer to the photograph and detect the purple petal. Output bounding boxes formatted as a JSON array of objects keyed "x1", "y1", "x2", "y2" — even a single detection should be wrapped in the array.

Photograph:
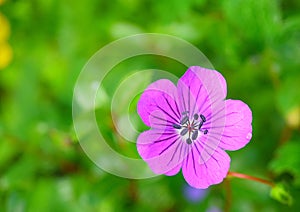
[
  {"x1": 211, "y1": 100, "x2": 252, "y2": 151},
  {"x1": 182, "y1": 146, "x2": 230, "y2": 189},
  {"x1": 165, "y1": 163, "x2": 182, "y2": 176},
  {"x1": 137, "y1": 79, "x2": 180, "y2": 127},
  {"x1": 177, "y1": 66, "x2": 227, "y2": 119},
  {"x1": 137, "y1": 130, "x2": 189, "y2": 175}
]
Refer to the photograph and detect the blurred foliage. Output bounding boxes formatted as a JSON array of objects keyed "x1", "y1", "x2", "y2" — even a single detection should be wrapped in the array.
[
  {"x1": 0, "y1": 0, "x2": 300, "y2": 211},
  {"x1": 270, "y1": 183, "x2": 293, "y2": 206}
]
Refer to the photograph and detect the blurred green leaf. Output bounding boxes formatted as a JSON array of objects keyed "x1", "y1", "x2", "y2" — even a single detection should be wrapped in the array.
[
  {"x1": 269, "y1": 141, "x2": 300, "y2": 186},
  {"x1": 0, "y1": 137, "x2": 19, "y2": 170},
  {"x1": 270, "y1": 183, "x2": 293, "y2": 206},
  {"x1": 222, "y1": 0, "x2": 281, "y2": 47}
]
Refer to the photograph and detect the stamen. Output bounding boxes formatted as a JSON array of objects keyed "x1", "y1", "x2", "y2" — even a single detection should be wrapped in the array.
[
  {"x1": 198, "y1": 122, "x2": 203, "y2": 130},
  {"x1": 186, "y1": 138, "x2": 192, "y2": 144},
  {"x1": 200, "y1": 114, "x2": 206, "y2": 122},
  {"x1": 182, "y1": 111, "x2": 189, "y2": 115},
  {"x1": 193, "y1": 114, "x2": 199, "y2": 120},
  {"x1": 191, "y1": 130, "x2": 198, "y2": 140},
  {"x1": 180, "y1": 128, "x2": 189, "y2": 136},
  {"x1": 180, "y1": 116, "x2": 189, "y2": 125},
  {"x1": 176, "y1": 112, "x2": 208, "y2": 141},
  {"x1": 172, "y1": 124, "x2": 182, "y2": 129}
]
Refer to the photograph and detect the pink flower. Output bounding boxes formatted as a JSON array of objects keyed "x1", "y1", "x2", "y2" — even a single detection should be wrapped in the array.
[{"x1": 137, "y1": 66, "x2": 252, "y2": 188}]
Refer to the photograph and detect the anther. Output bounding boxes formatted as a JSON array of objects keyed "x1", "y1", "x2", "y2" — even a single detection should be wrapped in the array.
[
  {"x1": 200, "y1": 114, "x2": 206, "y2": 122},
  {"x1": 172, "y1": 124, "x2": 182, "y2": 129},
  {"x1": 182, "y1": 111, "x2": 189, "y2": 115},
  {"x1": 203, "y1": 129, "x2": 208, "y2": 135},
  {"x1": 180, "y1": 116, "x2": 189, "y2": 125},
  {"x1": 180, "y1": 128, "x2": 189, "y2": 136},
  {"x1": 198, "y1": 122, "x2": 203, "y2": 130},
  {"x1": 186, "y1": 138, "x2": 192, "y2": 144},
  {"x1": 191, "y1": 130, "x2": 198, "y2": 140},
  {"x1": 193, "y1": 114, "x2": 199, "y2": 120}
]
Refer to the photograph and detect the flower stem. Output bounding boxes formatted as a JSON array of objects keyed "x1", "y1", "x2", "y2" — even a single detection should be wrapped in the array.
[
  {"x1": 227, "y1": 171, "x2": 274, "y2": 187},
  {"x1": 224, "y1": 178, "x2": 232, "y2": 212}
]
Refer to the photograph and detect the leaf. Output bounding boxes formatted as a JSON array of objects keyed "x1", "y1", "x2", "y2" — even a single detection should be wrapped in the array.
[
  {"x1": 269, "y1": 141, "x2": 300, "y2": 186},
  {"x1": 277, "y1": 76, "x2": 300, "y2": 115},
  {"x1": 222, "y1": 0, "x2": 281, "y2": 46}
]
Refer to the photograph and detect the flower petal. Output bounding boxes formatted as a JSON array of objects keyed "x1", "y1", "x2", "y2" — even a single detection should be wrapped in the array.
[
  {"x1": 165, "y1": 163, "x2": 182, "y2": 176},
  {"x1": 210, "y1": 99, "x2": 252, "y2": 151},
  {"x1": 177, "y1": 66, "x2": 227, "y2": 120},
  {"x1": 137, "y1": 79, "x2": 180, "y2": 127},
  {"x1": 137, "y1": 129, "x2": 188, "y2": 175},
  {"x1": 182, "y1": 146, "x2": 230, "y2": 189}
]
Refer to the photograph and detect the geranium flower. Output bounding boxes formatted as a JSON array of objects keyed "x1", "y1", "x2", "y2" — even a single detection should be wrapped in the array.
[{"x1": 137, "y1": 66, "x2": 252, "y2": 188}]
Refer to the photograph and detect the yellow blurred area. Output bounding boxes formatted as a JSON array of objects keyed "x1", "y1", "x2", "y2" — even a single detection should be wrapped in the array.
[
  {"x1": 0, "y1": 0, "x2": 6, "y2": 5},
  {"x1": 0, "y1": 42, "x2": 12, "y2": 69},
  {"x1": 286, "y1": 106, "x2": 300, "y2": 129},
  {"x1": 0, "y1": 12, "x2": 10, "y2": 41}
]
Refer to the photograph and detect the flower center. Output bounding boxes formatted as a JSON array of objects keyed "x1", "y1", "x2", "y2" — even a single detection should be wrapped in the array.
[{"x1": 172, "y1": 111, "x2": 208, "y2": 145}]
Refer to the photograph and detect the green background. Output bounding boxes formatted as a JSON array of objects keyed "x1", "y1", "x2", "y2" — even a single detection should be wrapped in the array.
[{"x1": 1, "y1": 0, "x2": 300, "y2": 211}]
